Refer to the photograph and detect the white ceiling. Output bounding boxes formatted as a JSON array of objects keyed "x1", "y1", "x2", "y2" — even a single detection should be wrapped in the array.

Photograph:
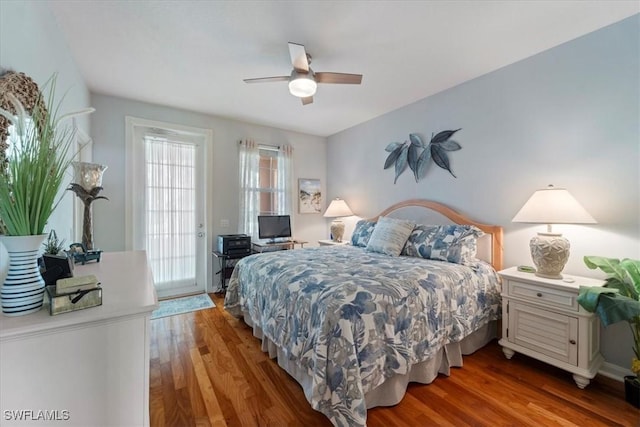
[{"x1": 49, "y1": 1, "x2": 638, "y2": 137}]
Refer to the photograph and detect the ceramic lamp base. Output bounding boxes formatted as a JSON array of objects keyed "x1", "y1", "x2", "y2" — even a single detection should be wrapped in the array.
[
  {"x1": 330, "y1": 219, "x2": 345, "y2": 242},
  {"x1": 530, "y1": 232, "x2": 570, "y2": 279}
]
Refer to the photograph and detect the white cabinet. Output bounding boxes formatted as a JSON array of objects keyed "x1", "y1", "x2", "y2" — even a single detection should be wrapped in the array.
[
  {"x1": 0, "y1": 251, "x2": 158, "y2": 426},
  {"x1": 498, "y1": 267, "x2": 604, "y2": 388}
]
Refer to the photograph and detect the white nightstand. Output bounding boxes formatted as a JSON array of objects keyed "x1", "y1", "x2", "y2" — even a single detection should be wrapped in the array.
[
  {"x1": 498, "y1": 267, "x2": 605, "y2": 389},
  {"x1": 318, "y1": 239, "x2": 350, "y2": 246}
]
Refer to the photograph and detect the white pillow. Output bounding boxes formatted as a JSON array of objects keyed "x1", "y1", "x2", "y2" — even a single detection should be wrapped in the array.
[{"x1": 366, "y1": 216, "x2": 415, "y2": 256}]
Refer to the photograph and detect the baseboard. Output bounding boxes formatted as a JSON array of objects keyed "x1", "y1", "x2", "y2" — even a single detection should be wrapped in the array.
[{"x1": 599, "y1": 361, "x2": 633, "y2": 382}]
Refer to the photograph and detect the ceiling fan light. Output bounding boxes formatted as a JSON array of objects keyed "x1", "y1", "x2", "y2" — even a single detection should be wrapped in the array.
[{"x1": 289, "y1": 73, "x2": 317, "y2": 97}]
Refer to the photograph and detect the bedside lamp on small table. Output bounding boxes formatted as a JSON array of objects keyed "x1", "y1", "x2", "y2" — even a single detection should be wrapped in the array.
[
  {"x1": 512, "y1": 185, "x2": 596, "y2": 279},
  {"x1": 323, "y1": 198, "x2": 354, "y2": 242}
]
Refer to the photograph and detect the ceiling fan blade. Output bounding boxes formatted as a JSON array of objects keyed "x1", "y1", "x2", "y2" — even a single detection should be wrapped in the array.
[
  {"x1": 301, "y1": 96, "x2": 313, "y2": 105},
  {"x1": 315, "y1": 72, "x2": 363, "y2": 85},
  {"x1": 288, "y1": 42, "x2": 309, "y2": 72},
  {"x1": 244, "y1": 76, "x2": 290, "y2": 84}
]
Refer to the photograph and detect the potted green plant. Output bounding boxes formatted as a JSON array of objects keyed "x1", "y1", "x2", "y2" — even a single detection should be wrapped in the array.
[
  {"x1": 40, "y1": 229, "x2": 74, "y2": 286},
  {"x1": 42, "y1": 229, "x2": 66, "y2": 256},
  {"x1": 577, "y1": 256, "x2": 640, "y2": 408},
  {"x1": 0, "y1": 72, "x2": 93, "y2": 316}
]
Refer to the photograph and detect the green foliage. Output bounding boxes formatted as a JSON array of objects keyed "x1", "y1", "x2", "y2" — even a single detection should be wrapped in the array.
[
  {"x1": 0, "y1": 74, "x2": 92, "y2": 236},
  {"x1": 42, "y1": 229, "x2": 65, "y2": 255},
  {"x1": 384, "y1": 129, "x2": 462, "y2": 183},
  {"x1": 583, "y1": 256, "x2": 640, "y2": 299},
  {"x1": 577, "y1": 256, "x2": 640, "y2": 370}
]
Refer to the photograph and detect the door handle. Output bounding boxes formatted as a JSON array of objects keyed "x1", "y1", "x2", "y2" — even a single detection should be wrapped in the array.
[{"x1": 198, "y1": 232, "x2": 205, "y2": 238}]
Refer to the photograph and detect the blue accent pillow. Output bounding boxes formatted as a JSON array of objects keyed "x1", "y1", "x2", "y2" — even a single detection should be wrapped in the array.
[
  {"x1": 366, "y1": 216, "x2": 415, "y2": 257},
  {"x1": 351, "y1": 220, "x2": 376, "y2": 247},
  {"x1": 402, "y1": 224, "x2": 484, "y2": 265}
]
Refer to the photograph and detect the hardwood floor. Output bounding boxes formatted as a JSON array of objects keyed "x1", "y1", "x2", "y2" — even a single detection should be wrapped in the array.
[{"x1": 150, "y1": 293, "x2": 639, "y2": 426}]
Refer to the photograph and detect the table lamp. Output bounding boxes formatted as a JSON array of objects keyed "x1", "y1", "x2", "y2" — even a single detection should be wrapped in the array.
[
  {"x1": 323, "y1": 198, "x2": 354, "y2": 242},
  {"x1": 512, "y1": 185, "x2": 596, "y2": 279}
]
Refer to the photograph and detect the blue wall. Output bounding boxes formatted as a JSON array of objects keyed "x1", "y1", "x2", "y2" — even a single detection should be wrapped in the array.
[{"x1": 327, "y1": 15, "x2": 639, "y2": 371}]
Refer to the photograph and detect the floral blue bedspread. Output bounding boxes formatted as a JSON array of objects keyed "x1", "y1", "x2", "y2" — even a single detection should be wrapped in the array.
[{"x1": 224, "y1": 246, "x2": 501, "y2": 427}]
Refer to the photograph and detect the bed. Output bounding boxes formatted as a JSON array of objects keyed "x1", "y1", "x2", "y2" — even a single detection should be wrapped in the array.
[{"x1": 224, "y1": 199, "x2": 503, "y2": 426}]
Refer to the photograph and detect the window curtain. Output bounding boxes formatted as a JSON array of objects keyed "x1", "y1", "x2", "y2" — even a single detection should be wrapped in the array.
[
  {"x1": 238, "y1": 139, "x2": 260, "y2": 241},
  {"x1": 238, "y1": 141, "x2": 294, "y2": 241},
  {"x1": 276, "y1": 144, "x2": 293, "y2": 215},
  {"x1": 144, "y1": 135, "x2": 197, "y2": 287}
]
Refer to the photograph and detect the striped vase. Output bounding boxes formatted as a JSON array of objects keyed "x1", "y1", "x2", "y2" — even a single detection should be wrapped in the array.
[{"x1": 0, "y1": 234, "x2": 47, "y2": 316}]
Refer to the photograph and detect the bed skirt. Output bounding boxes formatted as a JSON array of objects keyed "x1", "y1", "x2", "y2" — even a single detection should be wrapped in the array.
[{"x1": 242, "y1": 312, "x2": 496, "y2": 410}]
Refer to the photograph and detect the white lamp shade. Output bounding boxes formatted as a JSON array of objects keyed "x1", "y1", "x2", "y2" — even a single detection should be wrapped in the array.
[
  {"x1": 512, "y1": 185, "x2": 596, "y2": 224},
  {"x1": 323, "y1": 198, "x2": 353, "y2": 218}
]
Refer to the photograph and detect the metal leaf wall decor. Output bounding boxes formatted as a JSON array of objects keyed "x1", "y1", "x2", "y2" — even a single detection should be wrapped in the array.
[{"x1": 383, "y1": 129, "x2": 462, "y2": 183}]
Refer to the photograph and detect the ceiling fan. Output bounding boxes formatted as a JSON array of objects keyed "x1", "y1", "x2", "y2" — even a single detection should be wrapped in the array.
[{"x1": 244, "y1": 42, "x2": 363, "y2": 105}]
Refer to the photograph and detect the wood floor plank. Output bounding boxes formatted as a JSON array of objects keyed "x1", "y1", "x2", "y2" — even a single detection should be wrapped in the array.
[
  {"x1": 368, "y1": 391, "x2": 442, "y2": 427},
  {"x1": 174, "y1": 386, "x2": 195, "y2": 425},
  {"x1": 525, "y1": 403, "x2": 581, "y2": 427},
  {"x1": 182, "y1": 340, "x2": 209, "y2": 423},
  {"x1": 446, "y1": 367, "x2": 563, "y2": 425},
  {"x1": 257, "y1": 357, "x2": 329, "y2": 426},
  {"x1": 437, "y1": 375, "x2": 523, "y2": 425},
  {"x1": 466, "y1": 344, "x2": 637, "y2": 426},
  {"x1": 202, "y1": 354, "x2": 261, "y2": 427},
  {"x1": 203, "y1": 323, "x2": 299, "y2": 423},
  {"x1": 189, "y1": 347, "x2": 228, "y2": 427},
  {"x1": 149, "y1": 377, "x2": 166, "y2": 427},
  {"x1": 200, "y1": 353, "x2": 241, "y2": 427},
  {"x1": 410, "y1": 381, "x2": 492, "y2": 426},
  {"x1": 157, "y1": 322, "x2": 172, "y2": 365},
  {"x1": 159, "y1": 360, "x2": 188, "y2": 426},
  {"x1": 170, "y1": 335, "x2": 186, "y2": 390},
  {"x1": 201, "y1": 317, "x2": 276, "y2": 414},
  {"x1": 148, "y1": 293, "x2": 640, "y2": 427}
]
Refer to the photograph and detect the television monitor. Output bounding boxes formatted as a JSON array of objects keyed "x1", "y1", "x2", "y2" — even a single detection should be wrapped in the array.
[{"x1": 258, "y1": 215, "x2": 292, "y2": 242}]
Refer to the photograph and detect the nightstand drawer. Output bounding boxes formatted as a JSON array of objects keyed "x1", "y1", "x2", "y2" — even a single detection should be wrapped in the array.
[{"x1": 507, "y1": 280, "x2": 578, "y2": 311}]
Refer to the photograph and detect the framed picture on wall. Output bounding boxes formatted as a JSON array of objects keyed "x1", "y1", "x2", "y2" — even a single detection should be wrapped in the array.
[{"x1": 298, "y1": 178, "x2": 322, "y2": 214}]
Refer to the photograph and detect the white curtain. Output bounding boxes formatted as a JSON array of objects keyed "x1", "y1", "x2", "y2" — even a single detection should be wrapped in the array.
[
  {"x1": 276, "y1": 144, "x2": 293, "y2": 215},
  {"x1": 238, "y1": 141, "x2": 294, "y2": 241},
  {"x1": 238, "y1": 139, "x2": 261, "y2": 241},
  {"x1": 144, "y1": 135, "x2": 197, "y2": 288}
]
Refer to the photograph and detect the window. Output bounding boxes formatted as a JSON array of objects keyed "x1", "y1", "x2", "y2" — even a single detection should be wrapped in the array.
[
  {"x1": 239, "y1": 140, "x2": 293, "y2": 240},
  {"x1": 259, "y1": 148, "x2": 279, "y2": 215}
]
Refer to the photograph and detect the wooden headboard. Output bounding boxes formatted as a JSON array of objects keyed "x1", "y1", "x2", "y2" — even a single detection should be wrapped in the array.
[{"x1": 366, "y1": 199, "x2": 503, "y2": 271}]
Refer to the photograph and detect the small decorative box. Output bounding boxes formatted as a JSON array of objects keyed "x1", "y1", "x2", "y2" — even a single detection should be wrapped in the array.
[{"x1": 46, "y1": 285, "x2": 102, "y2": 316}]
